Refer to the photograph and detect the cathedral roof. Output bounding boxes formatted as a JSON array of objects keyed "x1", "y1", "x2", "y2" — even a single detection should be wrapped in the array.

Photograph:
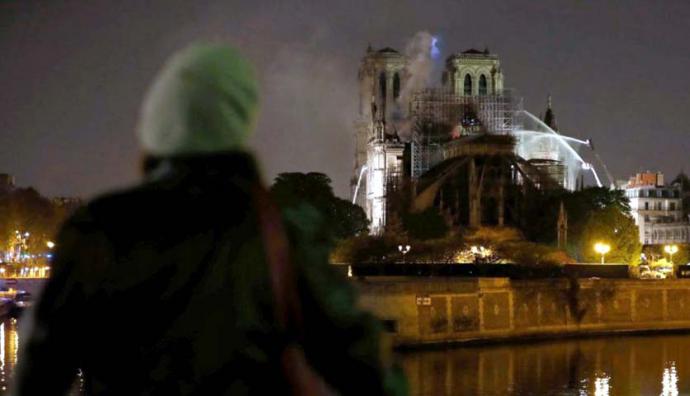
[
  {"x1": 462, "y1": 48, "x2": 485, "y2": 54},
  {"x1": 378, "y1": 47, "x2": 400, "y2": 54}
]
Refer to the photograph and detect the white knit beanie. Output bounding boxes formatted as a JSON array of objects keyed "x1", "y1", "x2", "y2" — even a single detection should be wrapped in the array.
[{"x1": 137, "y1": 43, "x2": 259, "y2": 156}]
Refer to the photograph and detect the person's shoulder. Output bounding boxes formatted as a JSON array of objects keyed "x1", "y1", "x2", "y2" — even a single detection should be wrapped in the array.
[
  {"x1": 55, "y1": 185, "x2": 159, "y2": 242},
  {"x1": 84, "y1": 180, "x2": 178, "y2": 224},
  {"x1": 88, "y1": 183, "x2": 159, "y2": 214}
]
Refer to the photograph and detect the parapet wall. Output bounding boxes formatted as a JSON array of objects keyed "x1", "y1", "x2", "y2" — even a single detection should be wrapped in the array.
[{"x1": 355, "y1": 277, "x2": 690, "y2": 346}]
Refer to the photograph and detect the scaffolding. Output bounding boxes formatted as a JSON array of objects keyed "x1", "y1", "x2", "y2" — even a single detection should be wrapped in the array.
[{"x1": 408, "y1": 89, "x2": 521, "y2": 178}]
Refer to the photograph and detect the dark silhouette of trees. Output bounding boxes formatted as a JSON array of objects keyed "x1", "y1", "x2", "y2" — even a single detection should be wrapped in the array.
[
  {"x1": 270, "y1": 172, "x2": 369, "y2": 239},
  {"x1": 521, "y1": 187, "x2": 635, "y2": 261},
  {"x1": 0, "y1": 187, "x2": 65, "y2": 253}
]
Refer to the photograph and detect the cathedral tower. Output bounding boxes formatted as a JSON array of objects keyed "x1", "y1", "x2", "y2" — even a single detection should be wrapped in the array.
[
  {"x1": 352, "y1": 46, "x2": 407, "y2": 209},
  {"x1": 443, "y1": 48, "x2": 504, "y2": 96}
]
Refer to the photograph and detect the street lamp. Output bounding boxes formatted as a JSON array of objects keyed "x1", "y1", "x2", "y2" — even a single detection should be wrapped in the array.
[
  {"x1": 664, "y1": 244, "x2": 679, "y2": 264},
  {"x1": 46, "y1": 241, "x2": 55, "y2": 249},
  {"x1": 398, "y1": 245, "x2": 411, "y2": 263},
  {"x1": 594, "y1": 242, "x2": 611, "y2": 264}
]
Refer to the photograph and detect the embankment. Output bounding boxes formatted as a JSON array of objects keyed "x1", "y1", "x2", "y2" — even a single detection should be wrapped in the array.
[{"x1": 356, "y1": 277, "x2": 690, "y2": 346}]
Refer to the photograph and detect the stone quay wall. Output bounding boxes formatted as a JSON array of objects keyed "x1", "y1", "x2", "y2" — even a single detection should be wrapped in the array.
[{"x1": 355, "y1": 277, "x2": 690, "y2": 346}]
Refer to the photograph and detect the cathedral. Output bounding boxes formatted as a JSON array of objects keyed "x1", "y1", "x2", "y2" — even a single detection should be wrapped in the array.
[{"x1": 352, "y1": 45, "x2": 571, "y2": 234}]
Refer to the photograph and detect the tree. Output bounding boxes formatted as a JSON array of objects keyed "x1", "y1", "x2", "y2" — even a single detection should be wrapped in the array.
[
  {"x1": 521, "y1": 187, "x2": 633, "y2": 260},
  {"x1": 579, "y1": 206, "x2": 641, "y2": 265},
  {"x1": 0, "y1": 187, "x2": 64, "y2": 253},
  {"x1": 402, "y1": 208, "x2": 448, "y2": 240},
  {"x1": 270, "y1": 172, "x2": 369, "y2": 239}
]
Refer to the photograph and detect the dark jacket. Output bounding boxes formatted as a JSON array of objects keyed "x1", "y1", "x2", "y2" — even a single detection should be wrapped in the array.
[{"x1": 12, "y1": 153, "x2": 406, "y2": 396}]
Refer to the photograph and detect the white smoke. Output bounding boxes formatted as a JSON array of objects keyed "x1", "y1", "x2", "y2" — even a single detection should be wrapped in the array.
[
  {"x1": 398, "y1": 31, "x2": 435, "y2": 106},
  {"x1": 394, "y1": 31, "x2": 439, "y2": 140}
]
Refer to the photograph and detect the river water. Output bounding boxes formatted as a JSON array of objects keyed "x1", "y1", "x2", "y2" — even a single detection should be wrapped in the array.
[
  {"x1": 0, "y1": 314, "x2": 688, "y2": 395},
  {"x1": 400, "y1": 334, "x2": 690, "y2": 395}
]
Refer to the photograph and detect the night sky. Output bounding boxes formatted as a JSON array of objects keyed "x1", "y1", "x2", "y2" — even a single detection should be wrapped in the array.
[{"x1": 2, "y1": 0, "x2": 689, "y2": 199}]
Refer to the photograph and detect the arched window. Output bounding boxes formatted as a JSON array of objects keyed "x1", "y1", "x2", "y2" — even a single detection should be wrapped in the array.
[
  {"x1": 464, "y1": 74, "x2": 472, "y2": 96},
  {"x1": 379, "y1": 72, "x2": 386, "y2": 102},
  {"x1": 479, "y1": 75, "x2": 488, "y2": 95},
  {"x1": 393, "y1": 73, "x2": 401, "y2": 99}
]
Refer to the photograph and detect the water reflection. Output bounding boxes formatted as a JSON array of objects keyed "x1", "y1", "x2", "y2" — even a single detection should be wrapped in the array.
[
  {"x1": 0, "y1": 319, "x2": 18, "y2": 393},
  {"x1": 0, "y1": 314, "x2": 687, "y2": 395},
  {"x1": 400, "y1": 334, "x2": 690, "y2": 395},
  {"x1": 662, "y1": 362, "x2": 678, "y2": 396},
  {"x1": 0, "y1": 317, "x2": 82, "y2": 395}
]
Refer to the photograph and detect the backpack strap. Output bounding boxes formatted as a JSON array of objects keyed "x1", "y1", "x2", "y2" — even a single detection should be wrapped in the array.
[{"x1": 253, "y1": 186, "x2": 337, "y2": 396}]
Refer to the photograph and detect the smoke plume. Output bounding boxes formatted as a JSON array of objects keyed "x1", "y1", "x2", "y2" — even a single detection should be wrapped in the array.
[
  {"x1": 394, "y1": 31, "x2": 440, "y2": 140},
  {"x1": 398, "y1": 31, "x2": 436, "y2": 106}
]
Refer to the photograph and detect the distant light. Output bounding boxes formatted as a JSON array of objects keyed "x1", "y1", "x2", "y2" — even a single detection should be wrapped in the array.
[
  {"x1": 46, "y1": 241, "x2": 55, "y2": 249},
  {"x1": 594, "y1": 242, "x2": 611, "y2": 255},
  {"x1": 431, "y1": 36, "x2": 441, "y2": 59},
  {"x1": 664, "y1": 245, "x2": 679, "y2": 255}
]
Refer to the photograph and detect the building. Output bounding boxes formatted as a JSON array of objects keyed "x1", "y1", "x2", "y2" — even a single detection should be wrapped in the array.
[
  {"x1": 624, "y1": 171, "x2": 690, "y2": 245},
  {"x1": 0, "y1": 174, "x2": 16, "y2": 194},
  {"x1": 352, "y1": 44, "x2": 590, "y2": 234}
]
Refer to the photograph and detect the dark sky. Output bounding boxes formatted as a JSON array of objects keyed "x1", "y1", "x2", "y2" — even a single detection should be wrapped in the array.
[{"x1": 2, "y1": 0, "x2": 689, "y2": 199}]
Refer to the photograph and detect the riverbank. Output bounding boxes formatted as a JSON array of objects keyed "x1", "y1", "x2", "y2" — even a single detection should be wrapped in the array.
[{"x1": 355, "y1": 277, "x2": 690, "y2": 347}]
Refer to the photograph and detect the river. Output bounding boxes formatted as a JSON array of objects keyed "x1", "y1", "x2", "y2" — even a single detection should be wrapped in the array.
[
  {"x1": 0, "y1": 315, "x2": 687, "y2": 395},
  {"x1": 399, "y1": 333, "x2": 689, "y2": 395}
]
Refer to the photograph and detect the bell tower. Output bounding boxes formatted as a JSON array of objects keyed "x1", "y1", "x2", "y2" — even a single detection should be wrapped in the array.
[
  {"x1": 352, "y1": 46, "x2": 406, "y2": 208},
  {"x1": 444, "y1": 48, "x2": 504, "y2": 96}
]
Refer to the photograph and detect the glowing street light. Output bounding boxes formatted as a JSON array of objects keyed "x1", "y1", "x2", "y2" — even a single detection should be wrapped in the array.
[
  {"x1": 46, "y1": 241, "x2": 55, "y2": 249},
  {"x1": 664, "y1": 244, "x2": 679, "y2": 264},
  {"x1": 594, "y1": 242, "x2": 611, "y2": 264},
  {"x1": 398, "y1": 245, "x2": 411, "y2": 263}
]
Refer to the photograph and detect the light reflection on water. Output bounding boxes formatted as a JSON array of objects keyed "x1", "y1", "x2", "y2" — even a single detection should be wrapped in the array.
[
  {"x1": 0, "y1": 319, "x2": 17, "y2": 394},
  {"x1": 400, "y1": 334, "x2": 690, "y2": 395},
  {"x1": 0, "y1": 317, "x2": 82, "y2": 395},
  {"x1": 0, "y1": 315, "x2": 687, "y2": 395}
]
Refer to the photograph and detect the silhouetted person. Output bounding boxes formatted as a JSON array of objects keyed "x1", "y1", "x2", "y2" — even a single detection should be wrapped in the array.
[{"x1": 12, "y1": 44, "x2": 406, "y2": 396}]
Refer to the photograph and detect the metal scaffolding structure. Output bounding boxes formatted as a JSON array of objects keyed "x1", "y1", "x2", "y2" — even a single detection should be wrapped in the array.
[{"x1": 408, "y1": 89, "x2": 522, "y2": 179}]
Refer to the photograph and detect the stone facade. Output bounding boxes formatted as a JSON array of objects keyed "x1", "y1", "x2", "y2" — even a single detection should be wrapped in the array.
[
  {"x1": 624, "y1": 171, "x2": 690, "y2": 245},
  {"x1": 356, "y1": 277, "x2": 690, "y2": 346},
  {"x1": 443, "y1": 49, "x2": 504, "y2": 96}
]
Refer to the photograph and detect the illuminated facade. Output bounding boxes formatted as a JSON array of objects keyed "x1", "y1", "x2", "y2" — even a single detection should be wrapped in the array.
[
  {"x1": 625, "y1": 171, "x2": 690, "y2": 245},
  {"x1": 352, "y1": 46, "x2": 584, "y2": 234}
]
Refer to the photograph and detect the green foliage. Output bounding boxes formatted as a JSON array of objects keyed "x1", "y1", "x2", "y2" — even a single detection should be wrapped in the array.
[
  {"x1": 330, "y1": 235, "x2": 390, "y2": 264},
  {"x1": 642, "y1": 244, "x2": 690, "y2": 266},
  {"x1": 465, "y1": 227, "x2": 574, "y2": 266},
  {"x1": 0, "y1": 188, "x2": 66, "y2": 252},
  {"x1": 332, "y1": 197, "x2": 369, "y2": 238},
  {"x1": 579, "y1": 206, "x2": 641, "y2": 265},
  {"x1": 521, "y1": 187, "x2": 633, "y2": 258},
  {"x1": 331, "y1": 233, "x2": 463, "y2": 264},
  {"x1": 401, "y1": 208, "x2": 449, "y2": 240},
  {"x1": 270, "y1": 172, "x2": 369, "y2": 239}
]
